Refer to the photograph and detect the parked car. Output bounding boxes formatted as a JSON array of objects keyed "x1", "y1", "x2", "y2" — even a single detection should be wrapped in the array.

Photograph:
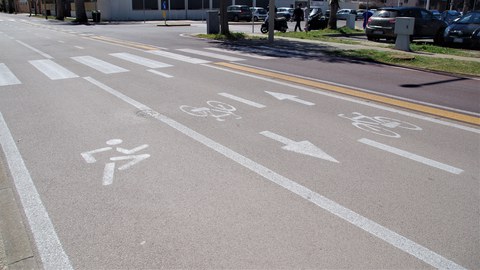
[
  {"x1": 250, "y1": 7, "x2": 267, "y2": 21},
  {"x1": 431, "y1": 10, "x2": 441, "y2": 20},
  {"x1": 277, "y1": 7, "x2": 294, "y2": 21},
  {"x1": 443, "y1": 11, "x2": 480, "y2": 49},
  {"x1": 227, "y1": 5, "x2": 252, "y2": 22},
  {"x1": 441, "y1": 10, "x2": 462, "y2": 24},
  {"x1": 336, "y1": 9, "x2": 358, "y2": 20},
  {"x1": 365, "y1": 7, "x2": 447, "y2": 44}
]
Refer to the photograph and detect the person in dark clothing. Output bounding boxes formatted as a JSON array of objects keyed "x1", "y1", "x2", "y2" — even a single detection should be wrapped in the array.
[{"x1": 293, "y1": 4, "x2": 304, "y2": 32}]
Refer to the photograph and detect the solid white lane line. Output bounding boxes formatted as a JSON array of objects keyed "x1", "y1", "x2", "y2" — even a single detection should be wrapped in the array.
[
  {"x1": 218, "y1": 92, "x2": 266, "y2": 108},
  {"x1": 148, "y1": 50, "x2": 210, "y2": 64},
  {"x1": 177, "y1": 48, "x2": 245, "y2": 62},
  {"x1": 0, "y1": 112, "x2": 73, "y2": 270},
  {"x1": 110, "y1": 53, "x2": 172, "y2": 69},
  {"x1": 0, "y1": 63, "x2": 21, "y2": 86},
  {"x1": 147, "y1": 69, "x2": 173, "y2": 78},
  {"x1": 103, "y1": 162, "x2": 115, "y2": 186},
  {"x1": 16, "y1": 40, "x2": 53, "y2": 59},
  {"x1": 71, "y1": 56, "x2": 129, "y2": 74},
  {"x1": 29, "y1": 59, "x2": 78, "y2": 80},
  {"x1": 205, "y1": 63, "x2": 480, "y2": 134},
  {"x1": 206, "y1": 47, "x2": 276, "y2": 60},
  {"x1": 84, "y1": 76, "x2": 466, "y2": 270},
  {"x1": 359, "y1": 138, "x2": 464, "y2": 175}
]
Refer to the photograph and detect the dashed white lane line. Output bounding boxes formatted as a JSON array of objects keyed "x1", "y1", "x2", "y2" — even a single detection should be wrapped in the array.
[
  {"x1": 111, "y1": 52, "x2": 172, "y2": 69},
  {"x1": 0, "y1": 112, "x2": 73, "y2": 270},
  {"x1": 177, "y1": 48, "x2": 245, "y2": 62},
  {"x1": 359, "y1": 138, "x2": 464, "y2": 175},
  {"x1": 84, "y1": 76, "x2": 466, "y2": 270},
  {"x1": 218, "y1": 92, "x2": 266, "y2": 108},
  {"x1": 148, "y1": 50, "x2": 210, "y2": 64},
  {"x1": 147, "y1": 69, "x2": 173, "y2": 78},
  {"x1": 16, "y1": 40, "x2": 53, "y2": 59}
]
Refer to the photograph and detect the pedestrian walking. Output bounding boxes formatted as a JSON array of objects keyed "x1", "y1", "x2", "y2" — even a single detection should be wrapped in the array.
[{"x1": 293, "y1": 4, "x2": 304, "y2": 32}]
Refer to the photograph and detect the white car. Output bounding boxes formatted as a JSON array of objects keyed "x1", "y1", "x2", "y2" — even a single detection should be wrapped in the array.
[{"x1": 250, "y1": 7, "x2": 267, "y2": 21}]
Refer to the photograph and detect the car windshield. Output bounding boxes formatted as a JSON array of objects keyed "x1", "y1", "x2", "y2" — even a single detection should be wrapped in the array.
[
  {"x1": 240, "y1": 7, "x2": 250, "y2": 11},
  {"x1": 373, "y1": 10, "x2": 398, "y2": 18},
  {"x1": 257, "y1": 9, "x2": 266, "y2": 14},
  {"x1": 456, "y1": 12, "x2": 480, "y2": 24}
]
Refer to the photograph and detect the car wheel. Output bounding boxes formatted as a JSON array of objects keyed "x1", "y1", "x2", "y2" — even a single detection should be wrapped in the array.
[
  {"x1": 367, "y1": 36, "x2": 378, "y2": 41},
  {"x1": 433, "y1": 29, "x2": 445, "y2": 45},
  {"x1": 233, "y1": 15, "x2": 239, "y2": 22},
  {"x1": 260, "y1": 25, "x2": 268, "y2": 34},
  {"x1": 254, "y1": 16, "x2": 258, "y2": 22}
]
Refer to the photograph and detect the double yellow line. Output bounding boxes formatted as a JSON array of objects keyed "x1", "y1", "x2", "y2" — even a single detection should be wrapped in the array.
[
  {"x1": 88, "y1": 35, "x2": 159, "y2": 51},
  {"x1": 216, "y1": 62, "x2": 480, "y2": 126}
]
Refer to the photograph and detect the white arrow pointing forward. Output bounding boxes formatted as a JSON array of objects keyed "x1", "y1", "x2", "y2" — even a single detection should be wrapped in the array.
[
  {"x1": 260, "y1": 131, "x2": 338, "y2": 162},
  {"x1": 265, "y1": 91, "x2": 315, "y2": 106}
]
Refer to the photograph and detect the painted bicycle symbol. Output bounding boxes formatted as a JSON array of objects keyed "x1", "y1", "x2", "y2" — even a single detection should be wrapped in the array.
[
  {"x1": 180, "y1": 101, "x2": 241, "y2": 122},
  {"x1": 338, "y1": 112, "x2": 422, "y2": 138}
]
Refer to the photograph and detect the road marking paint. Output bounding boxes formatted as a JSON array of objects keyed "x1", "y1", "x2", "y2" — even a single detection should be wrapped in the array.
[
  {"x1": 110, "y1": 53, "x2": 172, "y2": 69},
  {"x1": 0, "y1": 63, "x2": 21, "y2": 86},
  {"x1": 74, "y1": 46, "x2": 84, "y2": 50},
  {"x1": 206, "y1": 47, "x2": 276, "y2": 60},
  {"x1": 218, "y1": 92, "x2": 266, "y2": 108},
  {"x1": 29, "y1": 59, "x2": 78, "y2": 80},
  {"x1": 147, "y1": 69, "x2": 173, "y2": 78},
  {"x1": 177, "y1": 48, "x2": 245, "y2": 62},
  {"x1": 215, "y1": 62, "x2": 480, "y2": 126},
  {"x1": 206, "y1": 63, "x2": 480, "y2": 134},
  {"x1": 16, "y1": 40, "x2": 53, "y2": 59},
  {"x1": 148, "y1": 50, "x2": 210, "y2": 64},
  {"x1": 71, "y1": 56, "x2": 129, "y2": 74},
  {"x1": 260, "y1": 131, "x2": 338, "y2": 162},
  {"x1": 88, "y1": 35, "x2": 160, "y2": 51},
  {"x1": 84, "y1": 76, "x2": 466, "y2": 270},
  {"x1": 0, "y1": 112, "x2": 73, "y2": 270},
  {"x1": 358, "y1": 138, "x2": 464, "y2": 174},
  {"x1": 103, "y1": 162, "x2": 115, "y2": 186},
  {"x1": 265, "y1": 91, "x2": 315, "y2": 106}
]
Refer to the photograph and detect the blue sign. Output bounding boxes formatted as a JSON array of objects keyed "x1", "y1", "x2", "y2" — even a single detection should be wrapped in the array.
[{"x1": 162, "y1": 1, "x2": 167, "y2": 10}]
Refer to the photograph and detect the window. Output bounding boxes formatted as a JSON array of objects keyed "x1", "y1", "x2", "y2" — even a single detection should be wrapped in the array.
[{"x1": 132, "y1": 0, "x2": 158, "y2": 10}]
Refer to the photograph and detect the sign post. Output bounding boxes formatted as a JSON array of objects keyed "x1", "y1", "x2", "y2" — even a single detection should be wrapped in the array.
[{"x1": 162, "y1": 0, "x2": 167, "y2": 25}]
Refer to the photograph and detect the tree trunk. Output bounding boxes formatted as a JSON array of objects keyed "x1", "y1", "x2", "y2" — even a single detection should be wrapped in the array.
[
  {"x1": 74, "y1": 0, "x2": 87, "y2": 23},
  {"x1": 219, "y1": 0, "x2": 229, "y2": 35},
  {"x1": 328, "y1": 0, "x2": 340, "y2": 30},
  {"x1": 56, "y1": 0, "x2": 65, "y2": 20}
]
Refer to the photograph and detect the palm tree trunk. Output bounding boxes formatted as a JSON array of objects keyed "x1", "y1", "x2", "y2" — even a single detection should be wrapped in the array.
[
  {"x1": 219, "y1": 0, "x2": 229, "y2": 35},
  {"x1": 74, "y1": 0, "x2": 87, "y2": 23},
  {"x1": 328, "y1": 0, "x2": 340, "y2": 30},
  {"x1": 56, "y1": 0, "x2": 65, "y2": 20}
]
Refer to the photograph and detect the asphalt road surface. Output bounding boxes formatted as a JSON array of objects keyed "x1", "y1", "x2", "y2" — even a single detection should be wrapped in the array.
[{"x1": 0, "y1": 13, "x2": 479, "y2": 269}]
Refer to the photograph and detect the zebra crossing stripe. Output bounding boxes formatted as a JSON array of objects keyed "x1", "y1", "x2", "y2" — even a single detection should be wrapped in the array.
[
  {"x1": 29, "y1": 59, "x2": 78, "y2": 80},
  {"x1": 71, "y1": 56, "x2": 128, "y2": 74},
  {"x1": 0, "y1": 63, "x2": 21, "y2": 86},
  {"x1": 110, "y1": 53, "x2": 172, "y2": 69},
  {"x1": 206, "y1": 47, "x2": 276, "y2": 60},
  {"x1": 147, "y1": 50, "x2": 210, "y2": 64},
  {"x1": 177, "y1": 48, "x2": 245, "y2": 62}
]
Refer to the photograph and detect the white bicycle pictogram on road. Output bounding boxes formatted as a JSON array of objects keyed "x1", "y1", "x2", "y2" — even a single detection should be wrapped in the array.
[
  {"x1": 81, "y1": 139, "x2": 150, "y2": 186},
  {"x1": 338, "y1": 112, "x2": 422, "y2": 138},
  {"x1": 180, "y1": 101, "x2": 241, "y2": 122}
]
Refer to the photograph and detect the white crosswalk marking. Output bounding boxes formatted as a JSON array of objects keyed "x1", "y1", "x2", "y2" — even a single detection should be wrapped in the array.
[
  {"x1": 0, "y1": 63, "x2": 21, "y2": 86},
  {"x1": 110, "y1": 53, "x2": 172, "y2": 68},
  {"x1": 148, "y1": 50, "x2": 210, "y2": 64},
  {"x1": 71, "y1": 56, "x2": 129, "y2": 74},
  {"x1": 177, "y1": 48, "x2": 245, "y2": 61},
  {"x1": 29, "y1": 59, "x2": 79, "y2": 80},
  {"x1": 205, "y1": 47, "x2": 276, "y2": 60}
]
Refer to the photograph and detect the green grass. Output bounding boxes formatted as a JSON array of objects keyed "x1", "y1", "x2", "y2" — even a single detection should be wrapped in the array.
[
  {"x1": 276, "y1": 27, "x2": 364, "y2": 45},
  {"x1": 409, "y1": 43, "x2": 480, "y2": 58},
  {"x1": 197, "y1": 32, "x2": 248, "y2": 41},
  {"x1": 336, "y1": 49, "x2": 480, "y2": 76}
]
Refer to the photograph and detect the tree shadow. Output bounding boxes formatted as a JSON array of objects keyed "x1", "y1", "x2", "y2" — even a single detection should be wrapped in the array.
[{"x1": 400, "y1": 77, "x2": 469, "y2": 88}]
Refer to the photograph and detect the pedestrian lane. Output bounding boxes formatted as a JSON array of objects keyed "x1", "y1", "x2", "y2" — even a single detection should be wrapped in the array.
[{"x1": 0, "y1": 47, "x2": 276, "y2": 86}]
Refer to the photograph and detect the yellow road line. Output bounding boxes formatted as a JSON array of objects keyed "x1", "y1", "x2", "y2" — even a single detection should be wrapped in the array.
[
  {"x1": 216, "y1": 62, "x2": 480, "y2": 126},
  {"x1": 88, "y1": 36, "x2": 158, "y2": 51}
]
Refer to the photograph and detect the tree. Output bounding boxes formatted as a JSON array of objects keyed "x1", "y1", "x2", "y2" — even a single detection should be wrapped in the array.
[
  {"x1": 219, "y1": 0, "x2": 229, "y2": 35},
  {"x1": 328, "y1": 0, "x2": 340, "y2": 30},
  {"x1": 74, "y1": 0, "x2": 87, "y2": 23},
  {"x1": 56, "y1": 0, "x2": 65, "y2": 20}
]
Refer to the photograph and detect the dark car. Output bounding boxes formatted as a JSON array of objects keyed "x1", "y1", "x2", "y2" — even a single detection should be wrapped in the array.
[
  {"x1": 441, "y1": 10, "x2": 462, "y2": 24},
  {"x1": 443, "y1": 11, "x2": 480, "y2": 49},
  {"x1": 365, "y1": 7, "x2": 447, "y2": 44},
  {"x1": 227, "y1": 5, "x2": 252, "y2": 22}
]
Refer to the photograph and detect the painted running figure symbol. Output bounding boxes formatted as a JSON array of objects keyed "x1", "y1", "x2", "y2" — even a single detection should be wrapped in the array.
[{"x1": 81, "y1": 139, "x2": 150, "y2": 186}]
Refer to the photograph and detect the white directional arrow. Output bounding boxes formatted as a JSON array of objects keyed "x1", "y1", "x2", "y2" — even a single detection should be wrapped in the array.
[
  {"x1": 265, "y1": 91, "x2": 315, "y2": 106},
  {"x1": 260, "y1": 131, "x2": 338, "y2": 162}
]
